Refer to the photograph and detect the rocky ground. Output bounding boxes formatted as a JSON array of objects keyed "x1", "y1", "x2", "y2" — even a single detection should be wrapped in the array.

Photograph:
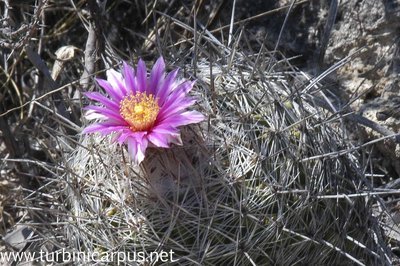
[{"x1": 228, "y1": 0, "x2": 400, "y2": 178}]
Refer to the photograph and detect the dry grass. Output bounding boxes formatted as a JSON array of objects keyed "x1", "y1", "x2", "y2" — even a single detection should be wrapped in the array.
[{"x1": 1, "y1": 0, "x2": 399, "y2": 265}]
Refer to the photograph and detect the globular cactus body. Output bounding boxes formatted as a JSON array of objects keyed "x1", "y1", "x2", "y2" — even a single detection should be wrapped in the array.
[{"x1": 65, "y1": 56, "x2": 390, "y2": 265}]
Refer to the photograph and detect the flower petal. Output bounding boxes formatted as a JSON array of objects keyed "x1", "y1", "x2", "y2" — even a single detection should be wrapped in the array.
[
  {"x1": 82, "y1": 123, "x2": 127, "y2": 135},
  {"x1": 147, "y1": 132, "x2": 170, "y2": 148},
  {"x1": 84, "y1": 109, "x2": 108, "y2": 120},
  {"x1": 127, "y1": 137, "x2": 149, "y2": 164},
  {"x1": 151, "y1": 124, "x2": 178, "y2": 134},
  {"x1": 123, "y1": 61, "x2": 137, "y2": 94},
  {"x1": 116, "y1": 130, "x2": 131, "y2": 145},
  {"x1": 84, "y1": 92, "x2": 119, "y2": 111},
  {"x1": 83, "y1": 58, "x2": 205, "y2": 163},
  {"x1": 180, "y1": 110, "x2": 205, "y2": 123},
  {"x1": 84, "y1": 105, "x2": 125, "y2": 123},
  {"x1": 168, "y1": 133, "x2": 183, "y2": 145},
  {"x1": 107, "y1": 69, "x2": 128, "y2": 96},
  {"x1": 158, "y1": 110, "x2": 205, "y2": 127},
  {"x1": 172, "y1": 80, "x2": 195, "y2": 98},
  {"x1": 96, "y1": 78, "x2": 123, "y2": 102},
  {"x1": 149, "y1": 57, "x2": 165, "y2": 95},
  {"x1": 137, "y1": 138, "x2": 148, "y2": 163},
  {"x1": 156, "y1": 68, "x2": 179, "y2": 105},
  {"x1": 158, "y1": 97, "x2": 197, "y2": 119},
  {"x1": 118, "y1": 131, "x2": 144, "y2": 144},
  {"x1": 162, "y1": 80, "x2": 195, "y2": 107},
  {"x1": 127, "y1": 137, "x2": 138, "y2": 161},
  {"x1": 136, "y1": 59, "x2": 147, "y2": 93}
]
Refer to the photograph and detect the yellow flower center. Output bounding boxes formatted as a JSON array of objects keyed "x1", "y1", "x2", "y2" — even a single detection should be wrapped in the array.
[{"x1": 119, "y1": 92, "x2": 160, "y2": 131}]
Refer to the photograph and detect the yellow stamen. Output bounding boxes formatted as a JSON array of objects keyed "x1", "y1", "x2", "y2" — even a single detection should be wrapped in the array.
[{"x1": 120, "y1": 92, "x2": 160, "y2": 131}]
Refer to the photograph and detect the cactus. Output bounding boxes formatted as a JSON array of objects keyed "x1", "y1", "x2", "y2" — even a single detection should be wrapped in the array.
[{"x1": 64, "y1": 55, "x2": 391, "y2": 265}]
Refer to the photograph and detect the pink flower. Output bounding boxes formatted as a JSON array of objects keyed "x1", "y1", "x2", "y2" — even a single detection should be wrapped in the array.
[{"x1": 83, "y1": 57, "x2": 205, "y2": 164}]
